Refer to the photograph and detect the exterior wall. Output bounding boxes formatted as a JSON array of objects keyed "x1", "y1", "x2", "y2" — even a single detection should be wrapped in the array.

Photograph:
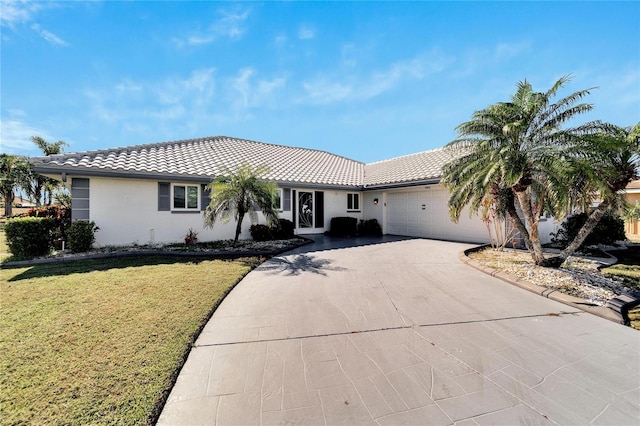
[
  {"x1": 83, "y1": 177, "x2": 363, "y2": 246},
  {"x1": 363, "y1": 185, "x2": 558, "y2": 245}
]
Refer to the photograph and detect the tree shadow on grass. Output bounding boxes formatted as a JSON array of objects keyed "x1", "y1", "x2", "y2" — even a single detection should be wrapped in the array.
[
  {"x1": 255, "y1": 254, "x2": 347, "y2": 276},
  {"x1": 4, "y1": 255, "x2": 261, "y2": 282}
]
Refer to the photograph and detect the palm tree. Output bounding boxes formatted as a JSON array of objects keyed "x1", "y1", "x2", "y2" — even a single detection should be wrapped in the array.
[
  {"x1": 204, "y1": 164, "x2": 279, "y2": 245},
  {"x1": 0, "y1": 154, "x2": 30, "y2": 217},
  {"x1": 28, "y1": 136, "x2": 68, "y2": 206},
  {"x1": 442, "y1": 75, "x2": 602, "y2": 265},
  {"x1": 545, "y1": 123, "x2": 639, "y2": 266}
]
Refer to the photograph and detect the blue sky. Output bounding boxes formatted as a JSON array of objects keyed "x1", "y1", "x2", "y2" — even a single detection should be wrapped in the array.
[{"x1": 1, "y1": 1, "x2": 638, "y2": 163}]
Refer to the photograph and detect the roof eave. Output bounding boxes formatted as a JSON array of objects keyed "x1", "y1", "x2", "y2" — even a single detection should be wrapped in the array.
[{"x1": 362, "y1": 178, "x2": 442, "y2": 191}]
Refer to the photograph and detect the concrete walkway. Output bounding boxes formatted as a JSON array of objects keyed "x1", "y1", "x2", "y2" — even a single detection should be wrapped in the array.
[{"x1": 158, "y1": 237, "x2": 640, "y2": 425}]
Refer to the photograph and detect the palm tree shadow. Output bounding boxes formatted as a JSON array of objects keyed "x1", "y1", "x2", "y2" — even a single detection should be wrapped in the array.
[{"x1": 256, "y1": 254, "x2": 347, "y2": 276}]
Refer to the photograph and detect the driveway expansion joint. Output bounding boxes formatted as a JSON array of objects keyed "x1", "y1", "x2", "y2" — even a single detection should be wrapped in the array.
[{"x1": 193, "y1": 312, "x2": 583, "y2": 348}]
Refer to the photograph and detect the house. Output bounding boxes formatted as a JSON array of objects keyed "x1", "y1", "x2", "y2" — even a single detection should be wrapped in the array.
[
  {"x1": 31, "y1": 135, "x2": 519, "y2": 247},
  {"x1": 624, "y1": 180, "x2": 640, "y2": 236}
]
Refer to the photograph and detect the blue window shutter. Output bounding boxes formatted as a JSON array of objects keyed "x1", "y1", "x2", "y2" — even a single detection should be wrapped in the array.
[
  {"x1": 283, "y1": 188, "x2": 291, "y2": 211},
  {"x1": 158, "y1": 182, "x2": 170, "y2": 211},
  {"x1": 314, "y1": 191, "x2": 324, "y2": 228},
  {"x1": 201, "y1": 184, "x2": 210, "y2": 211}
]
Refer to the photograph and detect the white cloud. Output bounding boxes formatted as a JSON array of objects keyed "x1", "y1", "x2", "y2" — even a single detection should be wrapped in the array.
[
  {"x1": 298, "y1": 25, "x2": 315, "y2": 40},
  {"x1": 31, "y1": 23, "x2": 68, "y2": 46},
  {"x1": 173, "y1": 6, "x2": 251, "y2": 47},
  {"x1": 0, "y1": 117, "x2": 53, "y2": 154},
  {"x1": 83, "y1": 66, "x2": 287, "y2": 132},
  {"x1": 0, "y1": 0, "x2": 42, "y2": 27},
  {"x1": 301, "y1": 52, "x2": 448, "y2": 105}
]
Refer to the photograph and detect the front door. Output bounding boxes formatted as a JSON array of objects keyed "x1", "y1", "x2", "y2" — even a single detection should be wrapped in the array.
[{"x1": 298, "y1": 191, "x2": 314, "y2": 229}]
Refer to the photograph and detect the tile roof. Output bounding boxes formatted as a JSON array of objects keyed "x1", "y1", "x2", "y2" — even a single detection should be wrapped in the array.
[
  {"x1": 31, "y1": 136, "x2": 365, "y2": 187},
  {"x1": 363, "y1": 146, "x2": 465, "y2": 187},
  {"x1": 31, "y1": 135, "x2": 465, "y2": 188}
]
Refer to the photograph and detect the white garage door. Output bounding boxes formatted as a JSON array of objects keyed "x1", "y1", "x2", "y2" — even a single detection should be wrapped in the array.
[{"x1": 386, "y1": 189, "x2": 488, "y2": 243}]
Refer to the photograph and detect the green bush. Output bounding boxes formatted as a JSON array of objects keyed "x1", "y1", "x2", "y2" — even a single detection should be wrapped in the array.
[
  {"x1": 358, "y1": 219, "x2": 382, "y2": 236},
  {"x1": 25, "y1": 205, "x2": 72, "y2": 241},
  {"x1": 273, "y1": 219, "x2": 295, "y2": 239},
  {"x1": 551, "y1": 211, "x2": 626, "y2": 249},
  {"x1": 250, "y1": 224, "x2": 273, "y2": 241},
  {"x1": 328, "y1": 217, "x2": 358, "y2": 237},
  {"x1": 66, "y1": 221, "x2": 99, "y2": 253},
  {"x1": 4, "y1": 217, "x2": 54, "y2": 258}
]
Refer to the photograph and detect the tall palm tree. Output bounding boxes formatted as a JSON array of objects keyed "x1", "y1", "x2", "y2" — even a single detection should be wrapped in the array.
[
  {"x1": 204, "y1": 164, "x2": 279, "y2": 245},
  {"x1": 545, "y1": 124, "x2": 640, "y2": 266},
  {"x1": 442, "y1": 75, "x2": 602, "y2": 265}
]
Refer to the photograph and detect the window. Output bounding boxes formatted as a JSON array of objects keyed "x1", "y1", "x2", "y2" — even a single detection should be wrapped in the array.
[
  {"x1": 172, "y1": 184, "x2": 200, "y2": 211},
  {"x1": 347, "y1": 193, "x2": 360, "y2": 211},
  {"x1": 274, "y1": 188, "x2": 283, "y2": 211}
]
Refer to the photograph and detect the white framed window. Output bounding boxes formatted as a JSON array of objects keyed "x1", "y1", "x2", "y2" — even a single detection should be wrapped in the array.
[
  {"x1": 274, "y1": 188, "x2": 283, "y2": 211},
  {"x1": 172, "y1": 184, "x2": 200, "y2": 211},
  {"x1": 347, "y1": 193, "x2": 360, "y2": 211}
]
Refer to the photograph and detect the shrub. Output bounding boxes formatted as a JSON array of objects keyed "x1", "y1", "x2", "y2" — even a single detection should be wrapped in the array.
[
  {"x1": 358, "y1": 219, "x2": 382, "y2": 236},
  {"x1": 551, "y1": 211, "x2": 626, "y2": 249},
  {"x1": 66, "y1": 221, "x2": 99, "y2": 253},
  {"x1": 26, "y1": 205, "x2": 71, "y2": 241},
  {"x1": 250, "y1": 224, "x2": 273, "y2": 241},
  {"x1": 4, "y1": 217, "x2": 54, "y2": 258},
  {"x1": 328, "y1": 217, "x2": 358, "y2": 237},
  {"x1": 273, "y1": 219, "x2": 295, "y2": 239}
]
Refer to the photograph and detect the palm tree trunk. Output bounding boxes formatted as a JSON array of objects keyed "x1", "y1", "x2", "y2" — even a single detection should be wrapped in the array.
[
  {"x1": 233, "y1": 212, "x2": 245, "y2": 245},
  {"x1": 514, "y1": 190, "x2": 545, "y2": 265},
  {"x1": 545, "y1": 199, "x2": 611, "y2": 267},
  {"x1": 4, "y1": 194, "x2": 13, "y2": 217},
  {"x1": 505, "y1": 195, "x2": 534, "y2": 253}
]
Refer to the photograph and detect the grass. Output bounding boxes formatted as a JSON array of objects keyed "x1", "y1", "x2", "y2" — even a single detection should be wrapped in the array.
[
  {"x1": 601, "y1": 246, "x2": 640, "y2": 291},
  {"x1": 0, "y1": 255, "x2": 261, "y2": 425}
]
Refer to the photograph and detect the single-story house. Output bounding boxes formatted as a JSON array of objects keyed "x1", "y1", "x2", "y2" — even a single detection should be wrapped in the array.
[{"x1": 31, "y1": 135, "x2": 558, "y2": 247}]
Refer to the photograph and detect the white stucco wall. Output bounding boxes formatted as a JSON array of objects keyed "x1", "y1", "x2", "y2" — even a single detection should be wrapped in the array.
[{"x1": 84, "y1": 178, "x2": 364, "y2": 246}]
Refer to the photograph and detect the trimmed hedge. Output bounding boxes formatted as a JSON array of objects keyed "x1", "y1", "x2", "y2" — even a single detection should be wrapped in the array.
[
  {"x1": 358, "y1": 219, "x2": 382, "y2": 236},
  {"x1": 273, "y1": 219, "x2": 295, "y2": 239},
  {"x1": 249, "y1": 224, "x2": 272, "y2": 242},
  {"x1": 66, "y1": 221, "x2": 99, "y2": 253},
  {"x1": 250, "y1": 219, "x2": 296, "y2": 241},
  {"x1": 4, "y1": 217, "x2": 54, "y2": 258},
  {"x1": 328, "y1": 217, "x2": 357, "y2": 237}
]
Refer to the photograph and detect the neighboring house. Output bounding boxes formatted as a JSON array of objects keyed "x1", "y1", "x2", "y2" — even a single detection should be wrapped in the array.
[
  {"x1": 30, "y1": 135, "x2": 543, "y2": 247},
  {"x1": 624, "y1": 180, "x2": 640, "y2": 236}
]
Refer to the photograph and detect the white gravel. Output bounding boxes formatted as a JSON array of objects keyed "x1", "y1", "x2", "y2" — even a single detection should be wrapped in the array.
[{"x1": 469, "y1": 249, "x2": 630, "y2": 306}]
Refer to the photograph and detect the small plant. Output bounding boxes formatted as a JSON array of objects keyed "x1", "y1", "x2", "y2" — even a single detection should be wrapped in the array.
[
  {"x1": 184, "y1": 228, "x2": 199, "y2": 245},
  {"x1": 4, "y1": 217, "x2": 54, "y2": 259},
  {"x1": 66, "y1": 221, "x2": 99, "y2": 253}
]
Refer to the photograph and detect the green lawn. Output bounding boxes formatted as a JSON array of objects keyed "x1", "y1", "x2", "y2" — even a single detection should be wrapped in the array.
[
  {"x1": 601, "y1": 246, "x2": 640, "y2": 291},
  {"x1": 0, "y1": 255, "x2": 260, "y2": 425}
]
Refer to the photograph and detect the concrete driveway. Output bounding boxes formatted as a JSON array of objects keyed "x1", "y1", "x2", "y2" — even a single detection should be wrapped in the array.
[{"x1": 158, "y1": 237, "x2": 640, "y2": 425}]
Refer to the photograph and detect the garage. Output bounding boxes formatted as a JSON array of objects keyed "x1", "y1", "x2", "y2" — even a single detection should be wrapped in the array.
[{"x1": 386, "y1": 187, "x2": 489, "y2": 243}]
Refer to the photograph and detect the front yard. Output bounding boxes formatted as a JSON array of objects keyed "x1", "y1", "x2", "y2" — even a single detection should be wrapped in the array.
[{"x1": 0, "y1": 255, "x2": 260, "y2": 424}]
